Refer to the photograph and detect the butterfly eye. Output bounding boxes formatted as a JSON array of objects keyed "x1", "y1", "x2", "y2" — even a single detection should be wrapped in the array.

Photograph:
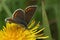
[{"x1": 5, "y1": 18, "x2": 15, "y2": 23}]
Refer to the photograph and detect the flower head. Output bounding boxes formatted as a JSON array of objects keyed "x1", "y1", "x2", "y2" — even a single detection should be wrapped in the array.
[{"x1": 0, "y1": 20, "x2": 48, "y2": 40}]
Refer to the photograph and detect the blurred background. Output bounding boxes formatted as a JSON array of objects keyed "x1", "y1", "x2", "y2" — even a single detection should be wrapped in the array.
[{"x1": 0, "y1": 0, "x2": 59, "y2": 40}]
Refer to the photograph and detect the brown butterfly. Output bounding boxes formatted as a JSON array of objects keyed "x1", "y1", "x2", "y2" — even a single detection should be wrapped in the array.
[{"x1": 5, "y1": 5, "x2": 37, "y2": 28}]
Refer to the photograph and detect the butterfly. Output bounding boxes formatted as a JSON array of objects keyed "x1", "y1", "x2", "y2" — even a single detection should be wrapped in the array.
[{"x1": 5, "y1": 5, "x2": 37, "y2": 28}]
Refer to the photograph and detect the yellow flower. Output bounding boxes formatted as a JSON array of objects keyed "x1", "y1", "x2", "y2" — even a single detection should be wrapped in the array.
[{"x1": 0, "y1": 20, "x2": 48, "y2": 40}]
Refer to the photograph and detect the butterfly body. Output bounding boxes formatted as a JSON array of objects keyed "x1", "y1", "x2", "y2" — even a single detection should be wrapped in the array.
[{"x1": 5, "y1": 5, "x2": 37, "y2": 28}]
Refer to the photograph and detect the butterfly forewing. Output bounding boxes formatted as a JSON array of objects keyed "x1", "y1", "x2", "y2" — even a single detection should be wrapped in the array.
[
  {"x1": 25, "y1": 5, "x2": 37, "y2": 24},
  {"x1": 13, "y1": 9, "x2": 25, "y2": 20}
]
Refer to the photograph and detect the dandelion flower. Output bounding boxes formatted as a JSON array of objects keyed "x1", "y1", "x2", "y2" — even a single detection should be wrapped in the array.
[{"x1": 0, "y1": 20, "x2": 48, "y2": 40}]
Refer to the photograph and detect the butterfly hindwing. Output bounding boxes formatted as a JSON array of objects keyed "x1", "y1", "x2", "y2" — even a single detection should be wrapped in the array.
[{"x1": 25, "y1": 5, "x2": 37, "y2": 24}]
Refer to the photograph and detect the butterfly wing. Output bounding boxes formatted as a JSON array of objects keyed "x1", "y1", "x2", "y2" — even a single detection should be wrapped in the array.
[
  {"x1": 25, "y1": 5, "x2": 37, "y2": 24},
  {"x1": 5, "y1": 9, "x2": 25, "y2": 24},
  {"x1": 13, "y1": 9, "x2": 25, "y2": 20},
  {"x1": 12, "y1": 9, "x2": 27, "y2": 26}
]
